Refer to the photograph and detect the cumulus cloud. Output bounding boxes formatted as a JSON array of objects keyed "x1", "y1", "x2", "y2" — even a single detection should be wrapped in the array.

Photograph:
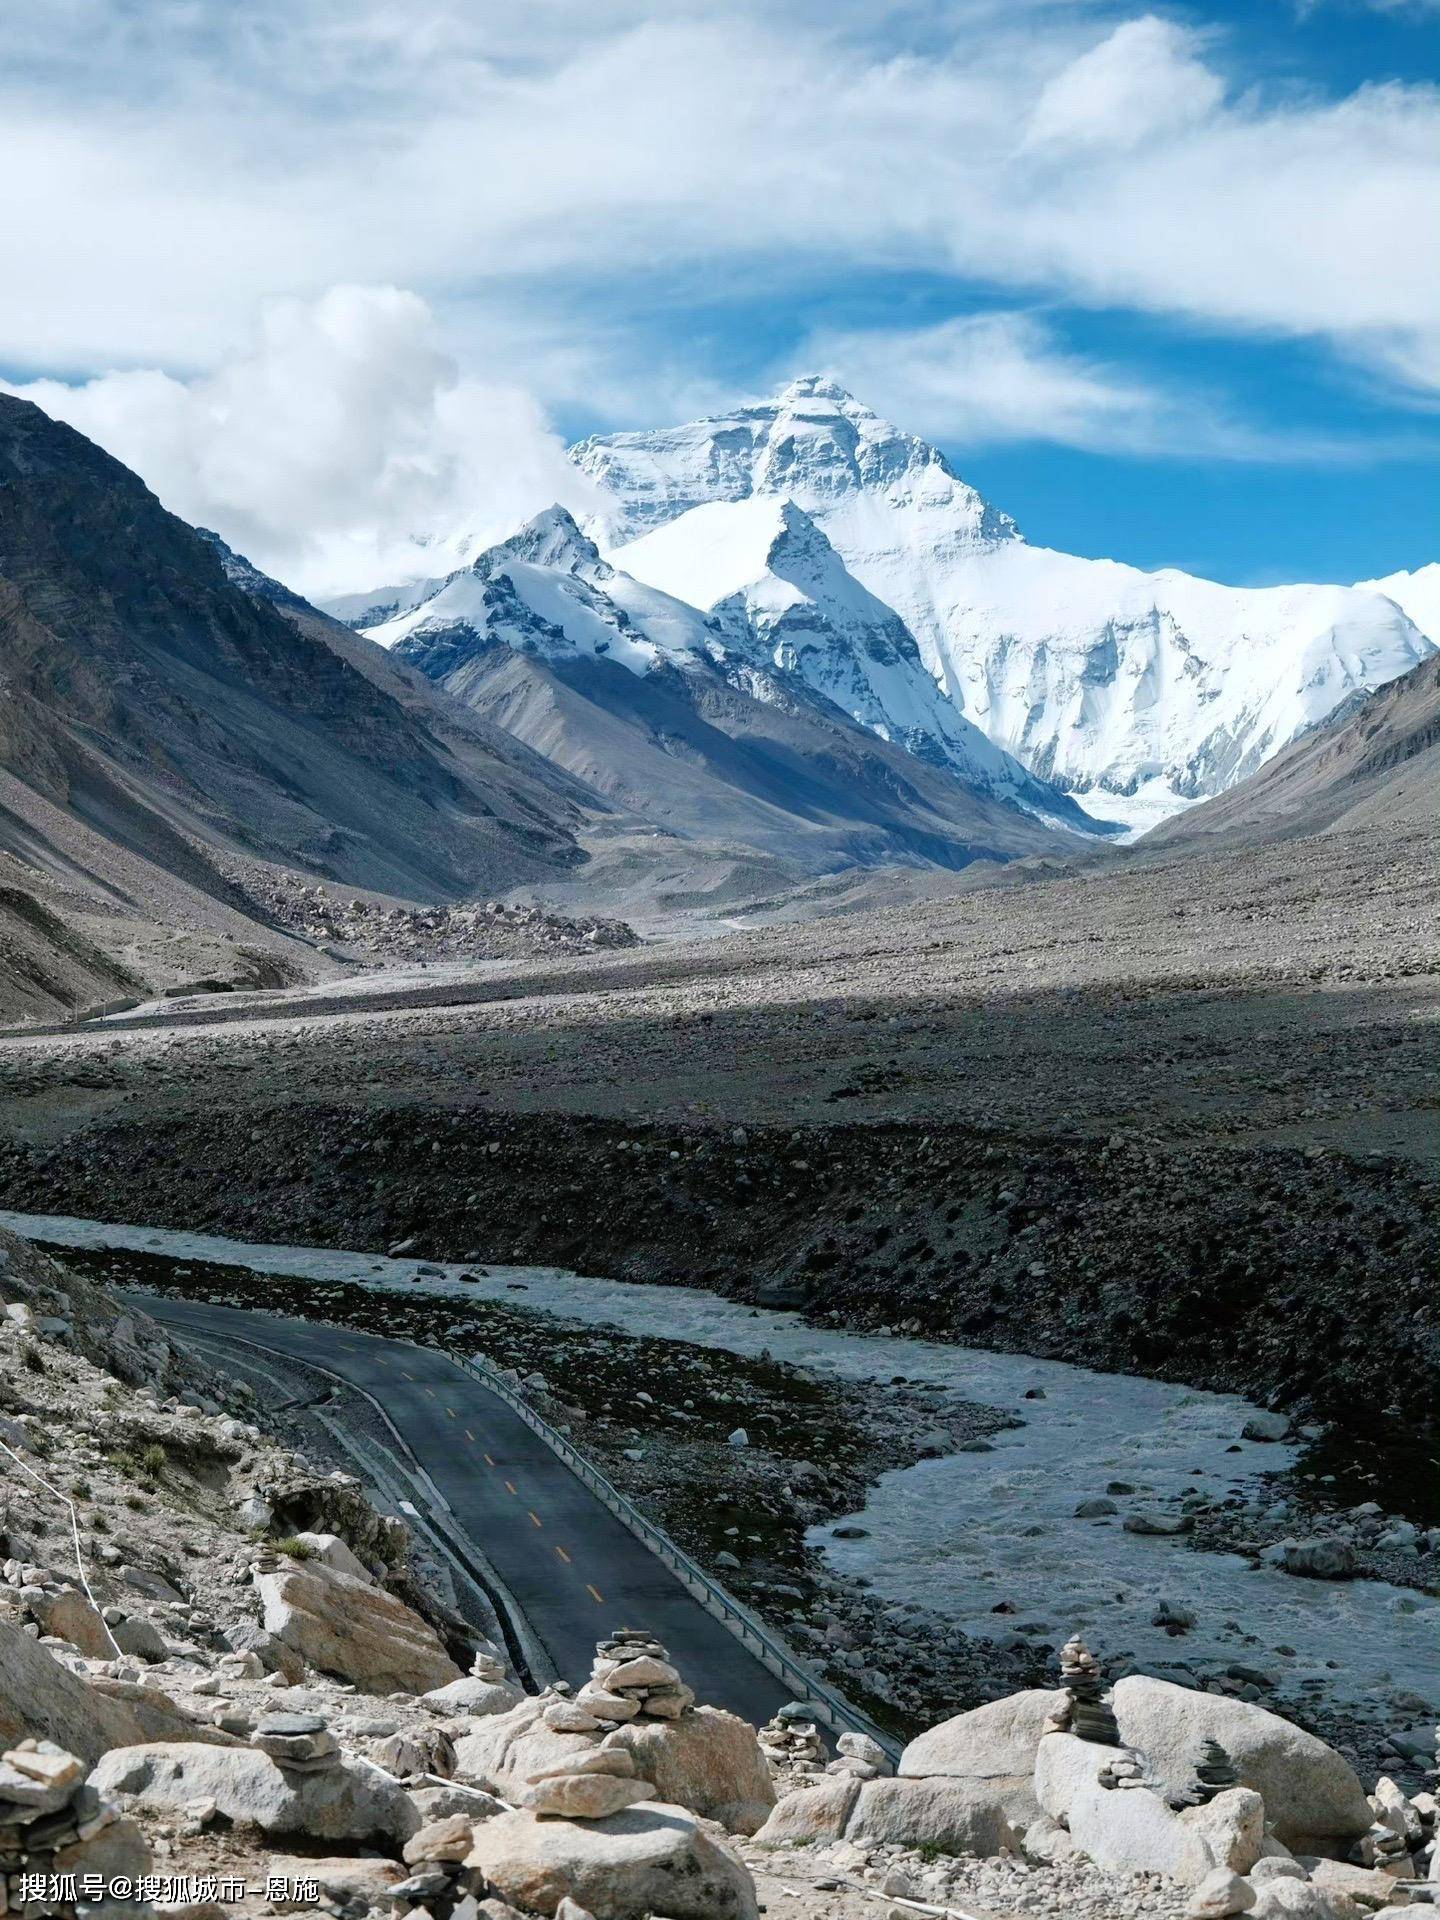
[
  {"x1": 1, "y1": 3, "x2": 1436, "y2": 397},
  {"x1": 4, "y1": 287, "x2": 596, "y2": 599}
]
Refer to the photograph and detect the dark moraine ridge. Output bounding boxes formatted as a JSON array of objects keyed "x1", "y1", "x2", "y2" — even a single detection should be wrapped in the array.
[{"x1": 0, "y1": 1102, "x2": 1433, "y2": 1453}]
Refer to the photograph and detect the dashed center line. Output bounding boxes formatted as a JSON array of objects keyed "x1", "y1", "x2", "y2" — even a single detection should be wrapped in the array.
[
  {"x1": 528, "y1": 1510, "x2": 543, "y2": 1528},
  {"x1": 586, "y1": 1583, "x2": 605, "y2": 1604},
  {"x1": 504, "y1": 1480, "x2": 518, "y2": 1496}
]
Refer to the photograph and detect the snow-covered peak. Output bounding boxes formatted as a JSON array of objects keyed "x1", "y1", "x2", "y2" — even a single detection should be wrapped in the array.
[
  {"x1": 613, "y1": 495, "x2": 1108, "y2": 829},
  {"x1": 1356, "y1": 563, "x2": 1440, "y2": 644},
  {"x1": 571, "y1": 377, "x2": 1019, "y2": 548},
  {"x1": 488, "y1": 504, "x2": 602, "y2": 574}
]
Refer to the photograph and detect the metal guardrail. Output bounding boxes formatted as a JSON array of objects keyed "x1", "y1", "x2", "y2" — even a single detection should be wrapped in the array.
[{"x1": 454, "y1": 1351, "x2": 903, "y2": 1764}]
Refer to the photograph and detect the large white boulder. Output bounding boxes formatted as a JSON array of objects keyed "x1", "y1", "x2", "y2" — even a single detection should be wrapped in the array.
[
  {"x1": 1033, "y1": 1730, "x2": 1109, "y2": 1822},
  {"x1": 89, "y1": 1742, "x2": 419, "y2": 1848},
  {"x1": 899, "y1": 1689, "x2": 1065, "y2": 1826},
  {"x1": 1113, "y1": 1678, "x2": 1372, "y2": 1851},
  {"x1": 752, "y1": 1776, "x2": 860, "y2": 1846},
  {"x1": 422, "y1": 1674, "x2": 523, "y2": 1718},
  {"x1": 606, "y1": 1707, "x2": 776, "y2": 1834},
  {"x1": 0, "y1": 1620, "x2": 229, "y2": 1764},
  {"x1": 1179, "y1": 1789, "x2": 1266, "y2": 1875},
  {"x1": 463, "y1": 1801, "x2": 759, "y2": 1918},
  {"x1": 453, "y1": 1697, "x2": 595, "y2": 1797},
  {"x1": 1249, "y1": 1881, "x2": 1363, "y2": 1918},
  {"x1": 256, "y1": 1557, "x2": 460, "y2": 1695},
  {"x1": 1066, "y1": 1777, "x2": 1218, "y2": 1885},
  {"x1": 843, "y1": 1776, "x2": 1018, "y2": 1855}
]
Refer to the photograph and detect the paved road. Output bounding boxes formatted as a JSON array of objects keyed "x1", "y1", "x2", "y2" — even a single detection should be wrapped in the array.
[{"x1": 132, "y1": 1292, "x2": 790, "y2": 1727}]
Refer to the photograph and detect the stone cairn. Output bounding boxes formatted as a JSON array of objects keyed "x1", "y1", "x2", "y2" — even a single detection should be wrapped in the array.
[
  {"x1": 523, "y1": 1736, "x2": 657, "y2": 1821},
  {"x1": 1184, "y1": 1738, "x2": 1239, "y2": 1806},
  {"x1": 389, "y1": 1813, "x2": 492, "y2": 1919},
  {"x1": 1059, "y1": 1635, "x2": 1121, "y2": 1747},
  {"x1": 570, "y1": 1629, "x2": 695, "y2": 1725},
  {"x1": 251, "y1": 1709, "x2": 342, "y2": 1777},
  {"x1": 0, "y1": 1741, "x2": 145, "y2": 1913},
  {"x1": 758, "y1": 1712, "x2": 827, "y2": 1782}
]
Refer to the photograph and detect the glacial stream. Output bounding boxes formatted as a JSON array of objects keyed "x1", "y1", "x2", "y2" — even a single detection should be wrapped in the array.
[{"x1": 3, "y1": 1209, "x2": 1433, "y2": 1725}]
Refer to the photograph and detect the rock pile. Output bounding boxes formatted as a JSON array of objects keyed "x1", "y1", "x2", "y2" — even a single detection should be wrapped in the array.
[
  {"x1": 524, "y1": 1739, "x2": 657, "y2": 1820},
  {"x1": 574, "y1": 1630, "x2": 694, "y2": 1724},
  {"x1": 759, "y1": 1712, "x2": 827, "y2": 1782},
  {"x1": 1186, "y1": 1740, "x2": 1240, "y2": 1807},
  {"x1": 0, "y1": 1741, "x2": 147, "y2": 1906},
  {"x1": 391, "y1": 1813, "x2": 493, "y2": 1919},
  {"x1": 251, "y1": 1709, "x2": 340, "y2": 1775},
  {"x1": 1058, "y1": 1635, "x2": 1121, "y2": 1746}
]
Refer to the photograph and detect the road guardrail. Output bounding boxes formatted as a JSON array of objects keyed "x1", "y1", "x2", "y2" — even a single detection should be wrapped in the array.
[{"x1": 455, "y1": 1351, "x2": 902, "y2": 1763}]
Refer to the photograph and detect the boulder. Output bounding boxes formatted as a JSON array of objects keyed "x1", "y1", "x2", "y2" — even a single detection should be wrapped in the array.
[
  {"x1": 842, "y1": 1776, "x2": 1018, "y2": 1856},
  {"x1": 1272, "y1": 1540, "x2": 1357, "y2": 1581},
  {"x1": 292, "y1": 1532, "x2": 372, "y2": 1582},
  {"x1": 606, "y1": 1706, "x2": 776, "y2": 1834},
  {"x1": 110, "y1": 1614, "x2": 168, "y2": 1663},
  {"x1": 900, "y1": 1689, "x2": 1066, "y2": 1827},
  {"x1": 1033, "y1": 1730, "x2": 1108, "y2": 1823},
  {"x1": 1300, "y1": 1857, "x2": 1402, "y2": 1906},
  {"x1": 1249, "y1": 1883, "x2": 1363, "y2": 1919},
  {"x1": 267, "y1": 1857, "x2": 405, "y2": 1912},
  {"x1": 0, "y1": 1619, "x2": 221, "y2": 1765},
  {"x1": 256, "y1": 1557, "x2": 460, "y2": 1695},
  {"x1": 89, "y1": 1741, "x2": 419, "y2": 1849},
  {"x1": 422, "y1": 1675, "x2": 522, "y2": 1718},
  {"x1": 1187, "y1": 1868, "x2": 1256, "y2": 1917},
  {"x1": 525, "y1": 1773, "x2": 653, "y2": 1819},
  {"x1": 753, "y1": 1776, "x2": 861, "y2": 1846},
  {"x1": 1178, "y1": 1789, "x2": 1266, "y2": 1875},
  {"x1": 464, "y1": 1802, "x2": 759, "y2": 1918},
  {"x1": 1066, "y1": 1778, "x2": 1218, "y2": 1885},
  {"x1": 34, "y1": 1588, "x2": 114, "y2": 1659},
  {"x1": 1113, "y1": 1678, "x2": 1372, "y2": 1850},
  {"x1": 453, "y1": 1699, "x2": 595, "y2": 1798}
]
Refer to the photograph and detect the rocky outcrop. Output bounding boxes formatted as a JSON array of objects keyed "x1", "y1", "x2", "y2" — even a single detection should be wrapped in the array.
[
  {"x1": 605, "y1": 1706, "x2": 775, "y2": 1835},
  {"x1": 254, "y1": 1550, "x2": 461, "y2": 1695},
  {"x1": 0, "y1": 1621, "x2": 226, "y2": 1766}
]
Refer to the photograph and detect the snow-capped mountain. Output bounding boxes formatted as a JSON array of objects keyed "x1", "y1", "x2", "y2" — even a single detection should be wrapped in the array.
[
  {"x1": 362, "y1": 507, "x2": 1099, "y2": 879},
  {"x1": 575, "y1": 377, "x2": 1435, "y2": 828},
  {"x1": 1357, "y1": 565, "x2": 1440, "y2": 645},
  {"x1": 363, "y1": 504, "x2": 1103, "y2": 832}
]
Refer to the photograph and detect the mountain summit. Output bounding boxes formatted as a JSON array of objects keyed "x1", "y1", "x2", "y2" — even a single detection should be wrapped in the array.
[{"x1": 576, "y1": 381, "x2": 1434, "y2": 829}]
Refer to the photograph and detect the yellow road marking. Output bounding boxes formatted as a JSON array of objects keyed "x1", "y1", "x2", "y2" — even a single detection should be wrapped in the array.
[
  {"x1": 528, "y1": 1510, "x2": 543, "y2": 1528},
  {"x1": 400, "y1": 1370, "x2": 414, "y2": 1380},
  {"x1": 504, "y1": 1481, "x2": 518, "y2": 1496},
  {"x1": 375, "y1": 1357, "x2": 388, "y2": 1368},
  {"x1": 483, "y1": 1453, "x2": 495, "y2": 1467},
  {"x1": 586, "y1": 1583, "x2": 604, "y2": 1604},
  {"x1": 465, "y1": 1429, "x2": 477, "y2": 1442},
  {"x1": 423, "y1": 1387, "x2": 436, "y2": 1400},
  {"x1": 446, "y1": 1407, "x2": 457, "y2": 1419},
  {"x1": 554, "y1": 1546, "x2": 571, "y2": 1564}
]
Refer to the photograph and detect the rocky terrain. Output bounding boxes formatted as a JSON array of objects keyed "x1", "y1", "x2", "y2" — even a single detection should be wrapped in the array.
[{"x1": 2, "y1": 1225, "x2": 1436, "y2": 1920}]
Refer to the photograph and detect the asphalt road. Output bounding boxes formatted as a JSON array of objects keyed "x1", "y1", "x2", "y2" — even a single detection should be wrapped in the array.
[{"x1": 131, "y1": 1292, "x2": 790, "y2": 1727}]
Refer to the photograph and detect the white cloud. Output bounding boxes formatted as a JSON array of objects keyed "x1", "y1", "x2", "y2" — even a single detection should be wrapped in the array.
[
  {"x1": 3, "y1": 286, "x2": 596, "y2": 598},
  {"x1": 1025, "y1": 17, "x2": 1224, "y2": 152},
  {"x1": 1, "y1": 4, "x2": 1436, "y2": 398},
  {"x1": 798, "y1": 310, "x2": 1359, "y2": 459}
]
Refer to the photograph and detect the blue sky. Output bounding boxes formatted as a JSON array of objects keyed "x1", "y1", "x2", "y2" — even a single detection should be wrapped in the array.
[{"x1": 1, "y1": 0, "x2": 1435, "y2": 595}]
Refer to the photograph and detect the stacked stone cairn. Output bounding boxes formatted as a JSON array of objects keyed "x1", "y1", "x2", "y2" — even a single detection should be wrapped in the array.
[
  {"x1": 758, "y1": 1712, "x2": 827, "y2": 1782},
  {"x1": 826, "y1": 1731, "x2": 894, "y2": 1782},
  {"x1": 0, "y1": 1741, "x2": 145, "y2": 1910},
  {"x1": 1353, "y1": 1774, "x2": 1426, "y2": 1878},
  {"x1": 251, "y1": 1708, "x2": 342, "y2": 1777},
  {"x1": 388, "y1": 1813, "x2": 491, "y2": 1918},
  {"x1": 1184, "y1": 1738, "x2": 1239, "y2": 1806},
  {"x1": 571, "y1": 1629, "x2": 695, "y2": 1724},
  {"x1": 523, "y1": 1735, "x2": 658, "y2": 1820},
  {"x1": 1059, "y1": 1634, "x2": 1122, "y2": 1746}
]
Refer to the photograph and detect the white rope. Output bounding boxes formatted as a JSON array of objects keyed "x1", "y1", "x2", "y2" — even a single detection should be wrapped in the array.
[{"x1": 0, "y1": 1434, "x2": 123, "y2": 1659}]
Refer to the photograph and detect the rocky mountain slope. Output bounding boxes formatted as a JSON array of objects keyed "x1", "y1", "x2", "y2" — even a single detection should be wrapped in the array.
[
  {"x1": 1152, "y1": 651, "x2": 1440, "y2": 847},
  {"x1": 0, "y1": 397, "x2": 612, "y2": 1019},
  {"x1": 574, "y1": 377, "x2": 1434, "y2": 830},
  {"x1": 358, "y1": 508, "x2": 1097, "y2": 885}
]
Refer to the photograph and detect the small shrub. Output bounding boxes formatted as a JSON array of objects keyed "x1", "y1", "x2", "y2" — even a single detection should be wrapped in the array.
[
  {"x1": 272, "y1": 1535, "x2": 314, "y2": 1561},
  {"x1": 139, "y1": 1444, "x2": 167, "y2": 1478}
]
